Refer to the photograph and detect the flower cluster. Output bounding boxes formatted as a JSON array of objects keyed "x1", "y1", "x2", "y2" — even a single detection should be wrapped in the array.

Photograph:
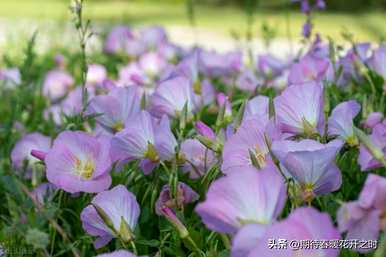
[{"x1": 7, "y1": 22, "x2": 386, "y2": 257}]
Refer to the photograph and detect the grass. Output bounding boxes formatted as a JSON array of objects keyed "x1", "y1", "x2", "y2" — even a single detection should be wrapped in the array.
[{"x1": 0, "y1": 0, "x2": 384, "y2": 42}]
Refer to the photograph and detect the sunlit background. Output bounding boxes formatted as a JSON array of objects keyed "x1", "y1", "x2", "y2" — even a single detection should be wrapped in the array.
[{"x1": 0, "y1": 0, "x2": 385, "y2": 58}]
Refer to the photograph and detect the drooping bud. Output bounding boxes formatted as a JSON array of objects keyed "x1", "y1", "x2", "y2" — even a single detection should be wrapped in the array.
[
  {"x1": 195, "y1": 121, "x2": 216, "y2": 140},
  {"x1": 355, "y1": 127, "x2": 386, "y2": 167},
  {"x1": 119, "y1": 216, "x2": 134, "y2": 243},
  {"x1": 30, "y1": 149, "x2": 47, "y2": 162},
  {"x1": 92, "y1": 203, "x2": 118, "y2": 236},
  {"x1": 160, "y1": 207, "x2": 189, "y2": 238},
  {"x1": 196, "y1": 135, "x2": 222, "y2": 153}
]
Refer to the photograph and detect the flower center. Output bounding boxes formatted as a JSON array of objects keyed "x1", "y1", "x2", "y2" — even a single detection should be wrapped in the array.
[
  {"x1": 112, "y1": 122, "x2": 124, "y2": 132},
  {"x1": 144, "y1": 143, "x2": 159, "y2": 162},
  {"x1": 302, "y1": 117, "x2": 316, "y2": 137},
  {"x1": 75, "y1": 158, "x2": 95, "y2": 179},
  {"x1": 249, "y1": 144, "x2": 266, "y2": 169},
  {"x1": 193, "y1": 80, "x2": 202, "y2": 95}
]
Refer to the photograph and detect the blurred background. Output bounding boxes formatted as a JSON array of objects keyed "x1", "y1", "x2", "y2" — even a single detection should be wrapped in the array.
[{"x1": 0, "y1": 0, "x2": 385, "y2": 58}]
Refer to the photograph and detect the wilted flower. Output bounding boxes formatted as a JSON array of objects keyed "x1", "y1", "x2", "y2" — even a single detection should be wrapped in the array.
[
  {"x1": 358, "y1": 123, "x2": 386, "y2": 171},
  {"x1": 272, "y1": 139, "x2": 343, "y2": 201},
  {"x1": 85, "y1": 87, "x2": 141, "y2": 133},
  {"x1": 149, "y1": 75, "x2": 196, "y2": 118},
  {"x1": 328, "y1": 100, "x2": 361, "y2": 145},
  {"x1": 180, "y1": 139, "x2": 216, "y2": 179},
  {"x1": 81, "y1": 185, "x2": 140, "y2": 248},
  {"x1": 155, "y1": 182, "x2": 199, "y2": 215},
  {"x1": 195, "y1": 166, "x2": 286, "y2": 234},
  {"x1": 111, "y1": 111, "x2": 177, "y2": 174},
  {"x1": 236, "y1": 207, "x2": 340, "y2": 257},
  {"x1": 11, "y1": 132, "x2": 51, "y2": 171},
  {"x1": 42, "y1": 69, "x2": 74, "y2": 101},
  {"x1": 274, "y1": 82, "x2": 324, "y2": 136},
  {"x1": 45, "y1": 131, "x2": 112, "y2": 193},
  {"x1": 337, "y1": 174, "x2": 386, "y2": 252}
]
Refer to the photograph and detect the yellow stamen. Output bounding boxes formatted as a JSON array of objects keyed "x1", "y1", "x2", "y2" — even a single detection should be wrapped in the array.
[
  {"x1": 193, "y1": 80, "x2": 202, "y2": 95},
  {"x1": 112, "y1": 122, "x2": 124, "y2": 133},
  {"x1": 75, "y1": 158, "x2": 95, "y2": 179}
]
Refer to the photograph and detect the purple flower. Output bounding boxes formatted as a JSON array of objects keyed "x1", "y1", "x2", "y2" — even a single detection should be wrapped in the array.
[
  {"x1": 222, "y1": 118, "x2": 272, "y2": 174},
  {"x1": 217, "y1": 93, "x2": 232, "y2": 121},
  {"x1": 139, "y1": 26, "x2": 167, "y2": 49},
  {"x1": 195, "y1": 166, "x2": 286, "y2": 234},
  {"x1": 180, "y1": 139, "x2": 216, "y2": 179},
  {"x1": 103, "y1": 26, "x2": 134, "y2": 55},
  {"x1": 358, "y1": 123, "x2": 386, "y2": 171},
  {"x1": 11, "y1": 132, "x2": 51, "y2": 170},
  {"x1": 328, "y1": 100, "x2": 361, "y2": 145},
  {"x1": 362, "y1": 112, "x2": 384, "y2": 129},
  {"x1": 33, "y1": 183, "x2": 57, "y2": 205},
  {"x1": 42, "y1": 69, "x2": 74, "y2": 101},
  {"x1": 111, "y1": 111, "x2": 177, "y2": 174},
  {"x1": 138, "y1": 52, "x2": 167, "y2": 78},
  {"x1": 339, "y1": 43, "x2": 371, "y2": 82},
  {"x1": 236, "y1": 69, "x2": 259, "y2": 92},
  {"x1": 337, "y1": 174, "x2": 386, "y2": 252},
  {"x1": 155, "y1": 182, "x2": 199, "y2": 215},
  {"x1": 195, "y1": 121, "x2": 216, "y2": 140},
  {"x1": 274, "y1": 82, "x2": 324, "y2": 136},
  {"x1": 44, "y1": 87, "x2": 92, "y2": 125},
  {"x1": 85, "y1": 87, "x2": 142, "y2": 133},
  {"x1": 243, "y1": 95, "x2": 269, "y2": 124},
  {"x1": 96, "y1": 250, "x2": 138, "y2": 257},
  {"x1": 199, "y1": 50, "x2": 242, "y2": 77},
  {"x1": 302, "y1": 19, "x2": 312, "y2": 38},
  {"x1": 257, "y1": 54, "x2": 286, "y2": 80},
  {"x1": 239, "y1": 207, "x2": 340, "y2": 257},
  {"x1": 118, "y1": 63, "x2": 150, "y2": 87},
  {"x1": 316, "y1": 0, "x2": 326, "y2": 10},
  {"x1": 369, "y1": 44, "x2": 386, "y2": 78},
  {"x1": 0, "y1": 68, "x2": 21, "y2": 87},
  {"x1": 86, "y1": 64, "x2": 107, "y2": 86},
  {"x1": 149, "y1": 75, "x2": 196, "y2": 118},
  {"x1": 45, "y1": 131, "x2": 112, "y2": 193},
  {"x1": 81, "y1": 185, "x2": 140, "y2": 248},
  {"x1": 272, "y1": 139, "x2": 343, "y2": 200},
  {"x1": 158, "y1": 207, "x2": 189, "y2": 238},
  {"x1": 288, "y1": 55, "x2": 329, "y2": 85}
]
